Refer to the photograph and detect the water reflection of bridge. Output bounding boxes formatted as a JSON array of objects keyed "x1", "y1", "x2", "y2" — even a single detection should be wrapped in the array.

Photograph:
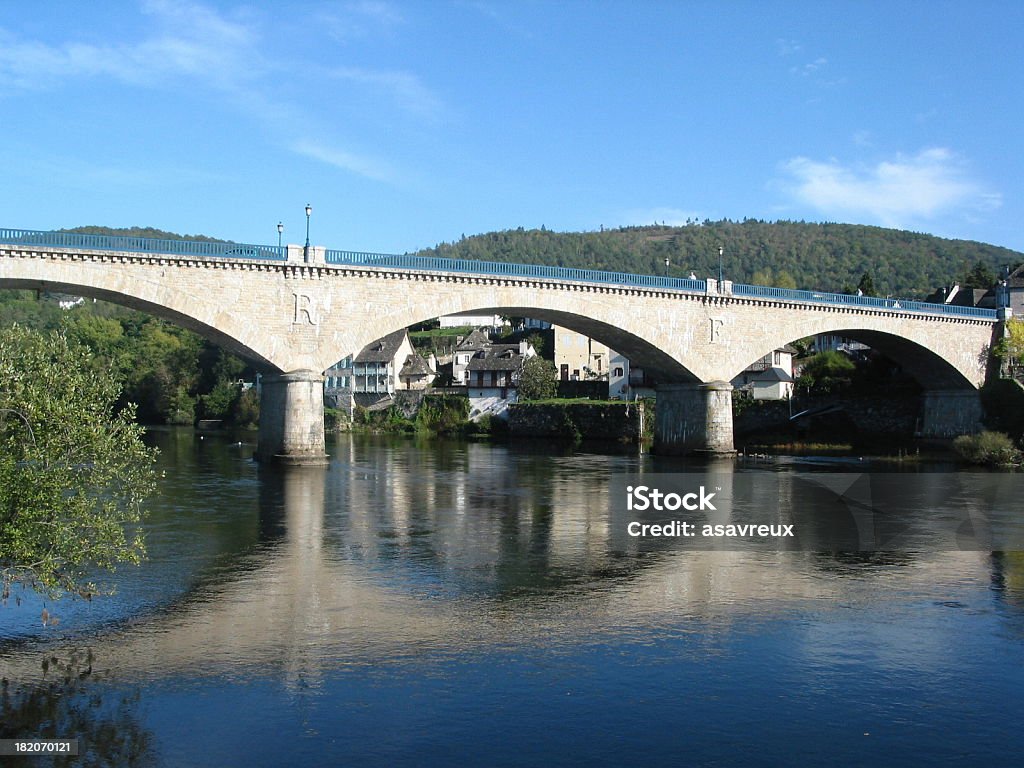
[{"x1": 1, "y1": 446, "x2": 1014, "y2": 685}]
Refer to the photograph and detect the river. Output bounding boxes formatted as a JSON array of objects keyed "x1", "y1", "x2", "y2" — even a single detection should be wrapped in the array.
[{"x1": 2, "y1": 428, "x2": 1023, "y2": 766}]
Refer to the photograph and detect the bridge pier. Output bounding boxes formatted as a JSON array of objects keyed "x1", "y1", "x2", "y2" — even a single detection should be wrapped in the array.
[
  {"x1": 654, "y1": 381, "x2": 736, "y2": 455},
  {"x1": 919, "y1": 389, "x2": 983, "y2": 438},
  {"x1": 257, "y1": 370, "x2": 329, "y2": 465}
]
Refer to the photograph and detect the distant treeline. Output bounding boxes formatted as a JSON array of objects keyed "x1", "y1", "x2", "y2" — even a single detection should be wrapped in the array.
[
  {"x1": 415, "y1": 220, "x2": 1023, "y2": 299},
  {"x1": 60, "y1": 225, "x2": 227, "y2": 242}
]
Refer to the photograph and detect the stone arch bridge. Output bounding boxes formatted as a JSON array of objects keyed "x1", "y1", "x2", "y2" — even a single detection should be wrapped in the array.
[{"x1": 0, "y1": 230, "x2": 1004, "y2": 462}]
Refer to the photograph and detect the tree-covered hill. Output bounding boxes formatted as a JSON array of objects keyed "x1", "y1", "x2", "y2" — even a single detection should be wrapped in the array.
[
  {"x1": 415, "y1": 220, "x2": 1022, "y2": 299},
  {"x1": 61, "y1": 225, "x2": 225, "y2": 242}
]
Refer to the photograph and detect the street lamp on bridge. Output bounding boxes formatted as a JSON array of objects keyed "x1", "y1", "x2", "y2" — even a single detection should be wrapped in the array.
[
  {"x1": 304, "y1": 204, "x2": 312, "y2": 260},
  {"x1": 277, "y1": 222, "x2": 284, "y2": 250},
  {"x1": 718, "y1": 245, "x2": 724, "y2": 284}
]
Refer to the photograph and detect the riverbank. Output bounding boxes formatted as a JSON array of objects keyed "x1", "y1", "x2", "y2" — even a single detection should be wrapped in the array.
[
  {"x1": 188, "y1": 388, "x2": 1006, "y2": 466},
  {"x1": 326, "y1": 395, "x2": 653, "y2": 443}
]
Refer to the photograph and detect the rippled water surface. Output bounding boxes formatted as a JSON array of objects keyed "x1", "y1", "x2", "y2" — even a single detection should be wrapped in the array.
[{"x1": 2, "y1": 429, "x2": 1024, "y2": 766}]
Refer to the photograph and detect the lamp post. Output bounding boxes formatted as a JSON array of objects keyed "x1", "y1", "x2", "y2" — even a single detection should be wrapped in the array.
[
  {"x1": 277, "y1": 222, "x2": 284, "y2": 250},
  {"x1": 304, "y1": 204, "x2": 312, "y2": 260},
  {"x1": 718, "y1": 245, "x2": 724, "y2": 284},
  {"x1": 664, "y1": 257, "x2": 670, "y2": 277}
]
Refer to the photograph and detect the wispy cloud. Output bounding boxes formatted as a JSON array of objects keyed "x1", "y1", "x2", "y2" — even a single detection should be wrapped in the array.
[
  {"x1": 790, "y1": 56, "x2": 828, "y2": 77},
  {"x1": 776, "y1": 38, "x2": 843, "y2": 87},
  {"x1": 775, "y1": 38, "x2": 802, "y2": 57},
  {"x1": 458, "y1": 1, "x2": 533, "y2": 40},
  {"x1": 0, "y1": 0, "x2": 259, "y2": 89},
  {"x1": 28, "y1": 151, "x2": 223, "y2": 189},
  {"x1": 779, "y1": 148, "x2": 1002, "y2": 227},
  {"x1": 852, "y1": 130, "x2": 873, "y2": 148},
  {"x1": 329, "y1": 66, "x2": 442, "y2": 121},
  {"x1": 291, "y1": 139, "x2": 398, "y2": 184},
  {"x1": 0, "y1": 0, "x2": 438, "y2": 183},
  {"x1": 317, "y1": 1, "x2": 406, "y2": 41}
]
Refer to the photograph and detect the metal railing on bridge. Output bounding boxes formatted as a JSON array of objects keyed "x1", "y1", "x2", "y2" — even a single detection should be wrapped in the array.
[
  {"x1": 730, "y1": 283, "x2": 997, "y2": 319},
  {"x1": 0, "y1": 228, "x2": 284, "y2": 261},
  {"x1": 324, "y1": 248, "x2": 708, "y2": 292},
  {"x1": 0, "y1": 228, "x2": 999, "y2": 320}
]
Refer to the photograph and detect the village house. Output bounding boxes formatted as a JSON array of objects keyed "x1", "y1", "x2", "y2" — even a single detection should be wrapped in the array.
[
  {"x1": 552, "y1": 324, "x2": 610, "y2": 383},
  {"x1": 399, "y1": 351, "x2": 438, "y2": 390},
  {"x1": 452, "y1": 328, "x2": 492, "y2": 386},
  {"x1": 995, "y1": 265, "x2": 1024, "y2": 315},
  {"x1": 926, "y1": 281, "x2": 998, "y2": 310},
  {"x1": 731, "y1": 346, "x2": 797, "y2": 401},
  {"x1": 466, "y1": 340, "x2": 537, "y2": 418},
  {"x1": 324, "y1": 329, "x2": 417, "y2": 403},
  {"x1": 551, "y1": 325, "x2": 644, "y2": 399}
]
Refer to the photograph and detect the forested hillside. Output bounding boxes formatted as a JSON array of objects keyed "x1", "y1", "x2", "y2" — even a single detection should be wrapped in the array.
[{"x1": 416, "y1": 220, "x2": 1022, "y2": 299}]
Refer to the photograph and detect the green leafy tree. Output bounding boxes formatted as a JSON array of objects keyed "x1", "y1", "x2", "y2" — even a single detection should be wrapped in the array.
[
  {"x1": 166, "y1": 384, "x2": 197, "y2": 425},
  {"x1": 0, "y1": 326, "x2": 157, "y2": 596},
  {"x1": 526, "y1": 331, "x2": 548, "y2": 358},
  {"x1": 775, "y1": 270, "x2": 798, "y2": 289},
  {"x1": 993, "y1": 318, "x2": 1024, "y2": 364},
  {"x1": 857, "y1": 272, "x2": 877, "y2": 297},
  {"x1": 962, "y1": 260, "x2": 996, "y2": 289},
  {"x1": 230, "y1": 387, "x2": 260, "y2": 429},
  {"x1": 199, "y1": 379, "x2": 242, "y2": 420},
  {"x1": 797, "y1": 350, "x2": 856, "y2": 394},
  {"x1": 517, "y1": 356, "x2": 558, "y2": 400}
]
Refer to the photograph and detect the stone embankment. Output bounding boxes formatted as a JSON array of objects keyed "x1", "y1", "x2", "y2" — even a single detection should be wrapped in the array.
[
  {"x1": 733, "y1": 395, "x2": 922, "y2": 440},
  {"x1": 507, "y1": 401, "x2": 649, "y2": 442}
]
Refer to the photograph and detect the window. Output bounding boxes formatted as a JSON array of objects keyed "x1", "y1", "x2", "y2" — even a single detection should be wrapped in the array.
[{"x1": 614, "y1": 366, "x2": 624, "y2": 377}]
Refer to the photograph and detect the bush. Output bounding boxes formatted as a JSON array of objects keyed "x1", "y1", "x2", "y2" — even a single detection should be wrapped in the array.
[
  {"x1": 415, "y1": 395, "x2": 469, "y2": 434},
  {"x1": 797, "y1": 350, "x2": 855, "y2": 394},
  {"x1": 352, "y1": 405, "x2": 414, "y2": 433},
  {"x1": 518, "y1": 357, "x2": 558, "y2": 400},
  {"x1": 324, "y1": 407, "x2": 347, "y2": 431},
  {"x1": 198, "y1": 379, "x2": 240, "y2": 420},
  {"x1": 229, "y1": 387, "x2": 260, "y2": 429},
  {"x1": 952, "y1": 431, "x2": 1022, "y2": 466},
  {"x1": 166, "y1": 385, "x2": 196, "y2": 425},
  {"x1": 467, "y1": 413, "x2": 508, "y2": 437}
]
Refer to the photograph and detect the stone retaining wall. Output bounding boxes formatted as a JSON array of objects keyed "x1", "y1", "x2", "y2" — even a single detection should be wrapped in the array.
[{"x1": 508, "y1": 401, "x2": 647, "y2": 441}]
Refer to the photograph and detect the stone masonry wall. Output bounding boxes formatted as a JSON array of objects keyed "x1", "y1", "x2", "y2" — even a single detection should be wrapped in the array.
[
  {"x1": 733, "y1": 395, "x2": 922, "y2": 440},
  {"x1": 508, "y1": 402, "x2": 646, "y2": 441}
]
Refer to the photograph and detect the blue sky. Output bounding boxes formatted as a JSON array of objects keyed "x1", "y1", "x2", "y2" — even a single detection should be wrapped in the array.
[{"x1": 1, "y1": 1, "x2": 1020, "y2": 254}]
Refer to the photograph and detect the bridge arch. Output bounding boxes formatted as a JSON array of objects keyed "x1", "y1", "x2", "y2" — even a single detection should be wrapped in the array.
[
  {"x1": 717, "y1": 312, "x2": 991, "y2": 392},
  {"x1": 0, "y1": 274, "x2": 282, "y2": 371},
  {"x1": 734, "y1": 326, "x2": 983, "y2": 391},
  {"x1": 328, "y1": 304, "x2": 701, "y2": 385}
]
